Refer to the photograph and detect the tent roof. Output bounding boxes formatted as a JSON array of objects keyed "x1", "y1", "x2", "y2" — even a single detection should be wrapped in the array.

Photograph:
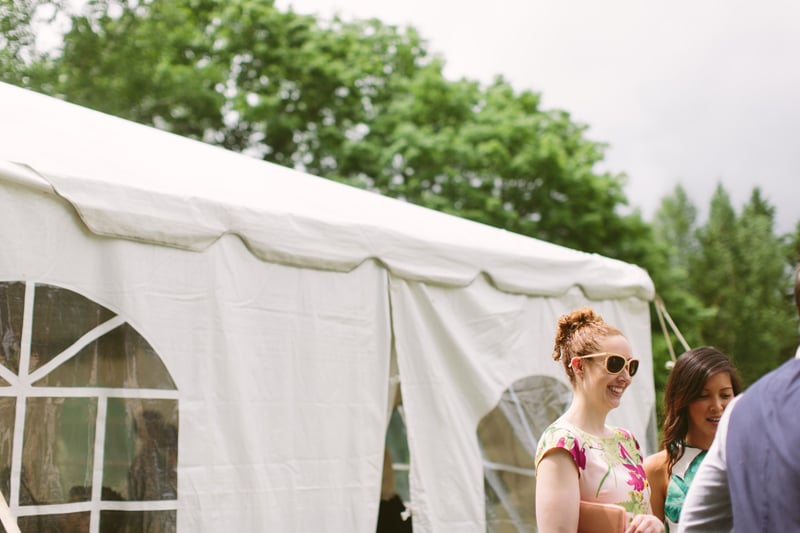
[{"x1": 0, "y1": 82, "x2": 653, "y2": 299}]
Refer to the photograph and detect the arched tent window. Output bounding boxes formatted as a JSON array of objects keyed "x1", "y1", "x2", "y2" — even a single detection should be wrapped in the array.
[
  {"x1": 0, "y1": 281, "x2": 177, "y2": 532},
  {"x1": 478, "y1": 375, "x2": 571, "y2": 532}
]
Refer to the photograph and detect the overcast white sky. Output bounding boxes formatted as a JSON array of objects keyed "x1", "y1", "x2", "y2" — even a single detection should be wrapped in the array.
[{"x1": 277, "y1": 0, "x2": 800, "y2": 233}]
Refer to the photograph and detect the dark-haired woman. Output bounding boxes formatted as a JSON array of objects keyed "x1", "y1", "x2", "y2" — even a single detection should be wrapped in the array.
[
  {"x1": 643, "y1": 347, "x2": 741, "y2": 532},
  {"x1": 535, "y1": 307, "x2": 664, "y2": 533}
]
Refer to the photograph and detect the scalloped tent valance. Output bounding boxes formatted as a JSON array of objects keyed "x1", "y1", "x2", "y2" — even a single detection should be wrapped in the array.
[{"x1": 0, "y1": 82, "x2": 653, "y2": 301}]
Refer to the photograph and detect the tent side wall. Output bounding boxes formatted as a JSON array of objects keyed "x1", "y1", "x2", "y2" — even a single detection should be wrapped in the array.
[
  {"x1": 391, "y1": 277, "x2": 653, "y2": 531},
  {"x1": 0, "y1": 176, "x2": 393, "y2": 530}
]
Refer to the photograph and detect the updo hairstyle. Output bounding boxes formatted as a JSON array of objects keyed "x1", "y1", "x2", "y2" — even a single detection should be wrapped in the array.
[{"x1": 552, "y1": 307, "x2": 623, "y2": 385}]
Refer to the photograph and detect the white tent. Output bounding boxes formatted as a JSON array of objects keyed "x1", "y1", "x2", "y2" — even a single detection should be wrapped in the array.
[{"x1": 0, "y1": 82, "x2": 656, "y2": 532}]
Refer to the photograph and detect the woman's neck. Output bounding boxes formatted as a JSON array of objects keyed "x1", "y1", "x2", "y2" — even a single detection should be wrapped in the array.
[
  {"x1": 562, "y1": 396, "x2": 612, "y2": 437},
  {"x1": 684, "y1": 430, "x2": 713, "y2": 451}
]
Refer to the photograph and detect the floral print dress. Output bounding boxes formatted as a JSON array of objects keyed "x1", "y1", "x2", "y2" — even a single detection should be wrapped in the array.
[{"x1": 535, "y1": 420, "x2": 651, "y2": 525}]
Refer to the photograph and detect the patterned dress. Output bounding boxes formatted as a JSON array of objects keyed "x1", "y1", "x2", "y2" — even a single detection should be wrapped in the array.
[
  {"x1": 535, "y1": 420, "x2": 651, "y2": 526},
  {"x1": 664, "y1": 446, "x2": 706, "y2": 532}
]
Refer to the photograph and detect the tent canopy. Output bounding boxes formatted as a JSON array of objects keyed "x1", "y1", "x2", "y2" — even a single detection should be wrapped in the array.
[
  {"x1": 0, "y1": 82, "x2": 656, "y2": 532},
  {"x1": 0, "y1": 82, "x2": 653, "y2": 300}
]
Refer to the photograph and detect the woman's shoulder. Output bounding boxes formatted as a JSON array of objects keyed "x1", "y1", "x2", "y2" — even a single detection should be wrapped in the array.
[
  {"x1": 535, "y1": 420, "x2": 587, "y2": 471},
  {"x1": 611, "y1": 425, "x2": 646, "y2": 445},
  {"x1": 536, "y1": 420, "x2": 583, "y2": 453},
  {"x1": 643, "y1": 449, "x2": 668, "y2": 476},
  {"x1": 611, "y1": 426, "x2": 636, "y2": 440},
  {"x1": 537, "y1": 419, "x2": 582, "y2": 446}
]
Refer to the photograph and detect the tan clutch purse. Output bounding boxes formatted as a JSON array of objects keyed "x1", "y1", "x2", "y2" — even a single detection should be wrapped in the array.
[{"x1": 577, "y1": 501, "x2": 626, "y2": 533}]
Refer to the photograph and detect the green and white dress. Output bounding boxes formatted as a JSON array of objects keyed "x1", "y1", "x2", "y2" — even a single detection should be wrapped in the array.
[{"x1": 664, "y1": 445, "x2": 707, "y2": 532}]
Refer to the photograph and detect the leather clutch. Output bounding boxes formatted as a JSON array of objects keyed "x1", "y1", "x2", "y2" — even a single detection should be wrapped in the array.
[{"x1": 577, "y1": 501, "x2": 627, "y2": 533}]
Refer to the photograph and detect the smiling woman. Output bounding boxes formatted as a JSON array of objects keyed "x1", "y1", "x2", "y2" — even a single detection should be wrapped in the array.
[
  {"x1": 643, "y1": 347, "x2": 741, "y2": 532},
  {"x1": 534, "y1": 307, "x2": 664, "y2": 533}
]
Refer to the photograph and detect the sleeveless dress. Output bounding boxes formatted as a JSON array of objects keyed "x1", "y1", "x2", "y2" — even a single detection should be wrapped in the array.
[
  {"x1": 535, "y1": 420, "x2": 651, "y2": 527},
  {"x1": 664, "y1": 445, "x2": 707, "y2": 532}
]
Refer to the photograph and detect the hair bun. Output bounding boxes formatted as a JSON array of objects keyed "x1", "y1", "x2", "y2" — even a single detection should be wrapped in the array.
[
  {"x1": 558, "y1": 307, "x2": 599, "y2": 336},
  {"x1": 552, "y1": 307, "x2": 602, "y2": 361}
]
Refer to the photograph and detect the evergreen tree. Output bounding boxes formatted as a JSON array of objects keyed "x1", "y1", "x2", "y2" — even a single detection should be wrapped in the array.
[{"x1": 690, "y1": 186, "x2": 794, "y2": 384}]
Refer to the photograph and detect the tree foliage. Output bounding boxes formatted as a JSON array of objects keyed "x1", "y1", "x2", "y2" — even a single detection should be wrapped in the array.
[
  {"x1": 7, "y1": 0, "x2": 648, "y2": 260},
  {"x1": 646, "y1": 185, "x2": 708, "y2": 399},
  {"x1": 652, "y1": 184, "x2": 797, "y2": 386},
  {"x1": 0, "y1": 0, "x2": 41, "y2": 84}
]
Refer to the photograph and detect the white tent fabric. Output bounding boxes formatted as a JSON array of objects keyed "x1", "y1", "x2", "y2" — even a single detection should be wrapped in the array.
[
  {"x1": 0, "y1": 178, "x2": 392, "y2": 531},
  {"x1": 392, "y1": 279, "x2": 653, "y2": 531},
  {"x1": 0, "y1": 83, "x2": 652, "y2": 301},
  {"x1": 0, "y1": 82, "x2": 656, "y2": 532}
]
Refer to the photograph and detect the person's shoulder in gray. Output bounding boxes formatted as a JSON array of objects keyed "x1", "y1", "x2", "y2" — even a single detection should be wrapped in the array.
[{"x1": 726, "y1": 356, "x2": 800, "y2": 531}]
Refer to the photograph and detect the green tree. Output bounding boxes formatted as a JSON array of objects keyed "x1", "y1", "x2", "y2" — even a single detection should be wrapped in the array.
[
  {"x1": 689, "y1": 185, "x2": 795, "y2": 384},
  {"x1": 29, "y1": 0, "x2": 229, "y2": 140},
  {"x1": 12, "y1": 0, "x2": 652, "y2": 261},
  {"x1": 787, "y1": 220, "x2": 800, "y2": 350},
  {"x1": 653, "y1": 185, "x2": 698, "y2": 269},
  {"x1": 348, "y1": 71, "x2": 650, "y2": 258},
  {"x1": 689, "y1": 185, "x2": 738, "y2": 345},
  {"x1": 785, "y1": 220, "x2": 800, "y2": 267},
  {"x1": 648, "y1": 183, "x2": 798, "y2": 433},
  {"x1": 0, "y1": 0, "x2": 40, "y2": 84},
  {"x1": 732, "y1": 189, "x2": 797, "y2": 376},
  {"x1": 650, "y1": 185, "x2": 710, "y2": 346},
  {"x1": 647, "y1": 185, "x2": 708, "y2": 422}
]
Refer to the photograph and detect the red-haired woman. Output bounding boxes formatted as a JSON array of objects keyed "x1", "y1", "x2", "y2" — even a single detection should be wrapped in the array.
[{"x1": 535, "y1": 307, "x2": 663, "y2": 533}]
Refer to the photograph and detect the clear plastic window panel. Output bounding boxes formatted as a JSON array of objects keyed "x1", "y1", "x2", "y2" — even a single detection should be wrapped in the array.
[
  {"x1": 0, "y1": 282, "x2": 178, "y2": 531},
  {"x1": 477, "y1": 375, "x2": 571, "y2": 532}
]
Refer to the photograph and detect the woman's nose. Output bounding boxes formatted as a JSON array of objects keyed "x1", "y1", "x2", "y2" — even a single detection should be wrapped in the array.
[{"x1": 711, "y1": 397, "x2": 723, "y2": 412}]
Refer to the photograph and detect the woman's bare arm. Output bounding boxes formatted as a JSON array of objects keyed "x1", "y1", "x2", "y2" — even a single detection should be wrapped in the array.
[{"x1": 536, "y1": 449, "x2": 580, "y2": 532}]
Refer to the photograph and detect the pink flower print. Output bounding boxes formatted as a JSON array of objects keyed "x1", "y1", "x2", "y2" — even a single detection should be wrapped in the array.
[
  {"x1": 618, "y1": 441, "x2": 633, "y2": 462},
  {"x1": 623, "y1": 462, "x2": 646, "y2": 492},
  {"x1": 555, "y1": 436, "x2": 586, "y2": 470},
  {"x1": 568, "y1": 438, "x2": 587, "y2": 470}
]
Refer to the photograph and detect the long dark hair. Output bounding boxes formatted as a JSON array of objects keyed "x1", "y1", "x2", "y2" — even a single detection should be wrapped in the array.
[{"x1": 660, "y1": 346, "x2": 742, "y2": 475}]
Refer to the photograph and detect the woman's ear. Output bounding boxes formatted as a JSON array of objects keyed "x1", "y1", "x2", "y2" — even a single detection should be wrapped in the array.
[{"x1": 570, "y1": 357, "x2": 583, "y2": 377}]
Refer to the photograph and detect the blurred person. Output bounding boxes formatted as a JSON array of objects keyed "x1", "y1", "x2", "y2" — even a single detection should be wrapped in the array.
[
  {"x1": 679, "y1": 265, "x2": 800, "y2": 532},
  {"x1": 535, "y1": 307, "x2": 663, "y2": 533},
  {"x1": 376, "y1": 448, "x2": 411, "y2": 532},
  {"x1": 643, "y1": 347, "x2": 741, "y2": 531},
  {"x1": 376, "y1": 393, "x2": 411, "y2": 533}
]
